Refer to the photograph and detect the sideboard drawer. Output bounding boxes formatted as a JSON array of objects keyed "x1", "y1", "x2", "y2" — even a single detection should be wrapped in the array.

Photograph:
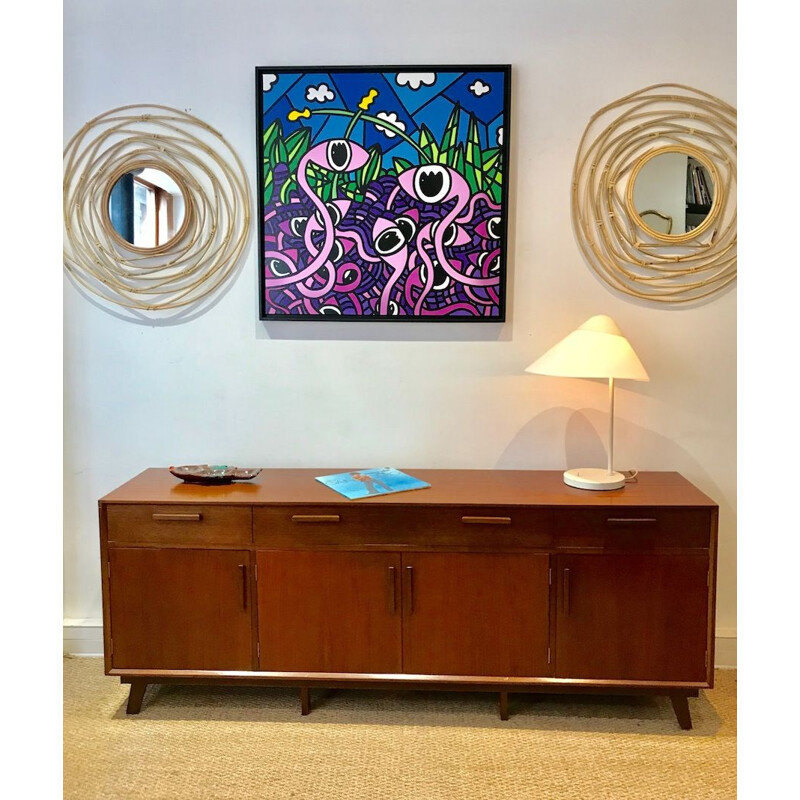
[
  {"x1": 254, "y1": 505, "x2": 553, "y2": 549},
  {"x1": 106, "y1": 504, "x2": 252, "y2": 545},
  {"x1": 552, "y1": 508, "x2": 712, "y2": 550}
]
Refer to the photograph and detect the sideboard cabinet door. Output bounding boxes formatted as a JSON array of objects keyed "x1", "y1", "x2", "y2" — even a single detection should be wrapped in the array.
[
  {"x1": 402, "y1": 553, "x2": 551, "y2": 677},
  {"x1": 555, "y1": 553, "x2": 710, "y2": 682},
  {"x1": 108, "y1": 548, "x2": 255, "y2": 670},
  {"x1": 256, "y1": 550, "x2": 403, "y2": 673}
]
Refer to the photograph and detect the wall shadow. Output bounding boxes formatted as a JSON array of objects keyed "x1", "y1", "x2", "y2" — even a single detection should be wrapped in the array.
[
  {"x1": 495, "y1": 406, "x2": 734, "y2": 516},
  {"x1": 257, "y1": 319, "x2": 510, "y2": 342}
]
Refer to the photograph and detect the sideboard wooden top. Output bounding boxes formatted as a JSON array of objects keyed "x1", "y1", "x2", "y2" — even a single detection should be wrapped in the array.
[{"x1": 99, "y1": 469, "x2": 716, "y2": 509}]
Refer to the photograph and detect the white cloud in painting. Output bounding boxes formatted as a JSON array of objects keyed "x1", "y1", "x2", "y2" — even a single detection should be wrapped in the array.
[
  {"x1": 374, "y1": 111, "x2": 407, "y2": 138},
  {"x1": 395, "y1": 72, "x2": 436, "y2": 90},
  {"x1": 469, "y1": 80, "x2": 491, "y2": 97},
  {"x1": 497, "y1": 126, "x2": 503, "y2": 146},
  {"x1": 306, "y1": 83, "x2": 335, "y2": 103},
  {"x1": 262, "y1": 73, "x2": 277, "y2": 91}
]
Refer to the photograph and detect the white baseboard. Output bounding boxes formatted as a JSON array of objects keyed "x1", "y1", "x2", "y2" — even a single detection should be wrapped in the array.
[
  {"x1": 714, "y1": 627, "x2": 737, "y2": 668},
  {"x1": 63, "y1": 620, "x2": 737, "y2": 668},
  {"x1": 63, "y1": 619, "x2": 104, "y2": 656}
]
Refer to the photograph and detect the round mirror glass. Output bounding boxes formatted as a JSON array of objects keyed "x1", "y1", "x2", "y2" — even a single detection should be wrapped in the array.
[
  {"x1": 107, "y1": 167, "x2": 187, "y2": 249},
  {"x1": 630, "y1": 148, "x2": 716, "y2": 238}
]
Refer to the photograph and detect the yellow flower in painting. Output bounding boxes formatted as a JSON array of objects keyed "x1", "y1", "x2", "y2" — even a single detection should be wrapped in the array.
[
  {"x1": 358, "y1": 89, "x2": 378, "y2": 111},
  {"x1": 288, "y1": 108, "x2": 311, "y2": 121}
]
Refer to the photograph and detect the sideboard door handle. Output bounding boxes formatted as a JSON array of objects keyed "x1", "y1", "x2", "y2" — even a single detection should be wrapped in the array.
[
  {"x1": 291, "y1": 515, "x2": 341, "y2": 523},
  {"x1": 563, "y1": 568, "x2": 571, "y2": 616},
  {"x1": 606, "y1": 518, "x2": 657, "y2": 525},
  {"x1": 239, "y1": 564, "x2": 248, "y2": 609},
  {"x1": 388, "y1": 565, "x2": 397, "y2": 614},
  {"x1": 461, "y1": 516, "x2": 512, "y2": 525},
  {"x1": 152, "y1": 513, "x2": 202, "y2": 522},
  {"x1": 405, "y1": 565, "x2": 415, "y2": 615}
]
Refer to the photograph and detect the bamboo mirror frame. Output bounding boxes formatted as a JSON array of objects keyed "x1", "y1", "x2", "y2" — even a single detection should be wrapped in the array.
[
  {"x1": 571, "y1": 84, "x2": 736, "y2": 304},
  {"x1": 63, "y1": 105, "x2": 251, "y2": 314},
  {"x1": 626, "y1": 144, "x2": 721, "y2": 243}
]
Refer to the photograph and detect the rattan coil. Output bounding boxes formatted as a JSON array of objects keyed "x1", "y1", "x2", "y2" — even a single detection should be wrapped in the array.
[
  {"x1": 63, "y1": 104, "x2": 250, "y2": 312},
  {"x1": 571, "y1": 84, "x2": 736, "y2": 304}
]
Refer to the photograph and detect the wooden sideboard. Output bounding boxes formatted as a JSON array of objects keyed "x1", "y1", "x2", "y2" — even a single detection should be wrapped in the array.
[{"x1": 98, "y1": 468, "x2": 718, "y2": 728}]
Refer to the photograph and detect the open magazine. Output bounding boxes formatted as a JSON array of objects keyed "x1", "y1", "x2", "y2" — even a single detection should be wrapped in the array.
[{"x1": 315, "y1": 468, "x2": 431, "y2": 500}]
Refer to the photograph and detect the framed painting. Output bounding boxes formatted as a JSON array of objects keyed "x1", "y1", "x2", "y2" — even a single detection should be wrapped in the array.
[{"x1": 255, "y1": 65, "x2": 511, "y2": 321}]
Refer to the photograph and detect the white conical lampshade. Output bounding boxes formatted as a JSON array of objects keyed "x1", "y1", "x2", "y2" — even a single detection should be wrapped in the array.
[{"x1": 525, "y1": 315, "x2": 649, "y2": 381}]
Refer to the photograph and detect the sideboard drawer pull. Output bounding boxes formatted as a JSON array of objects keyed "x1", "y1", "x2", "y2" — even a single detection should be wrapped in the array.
[
  {"x1": 291, "y1": 514, "x2": 341, "y2": 524},
  {"x1": 405, "y1": 565, "x2": 415, "y2": 615},
  {"x1": 388, "y1": 565, "x2": 397, "y2": 614},
  {"x1": 606, "y1": 517, "x2": 658, "y2": 525},
  {"x1": 152, "y1": 513, "x2": 202, "y2": 522},
  {"x1": 461, "y1": 516, "x2": 512, "y2": 525}
]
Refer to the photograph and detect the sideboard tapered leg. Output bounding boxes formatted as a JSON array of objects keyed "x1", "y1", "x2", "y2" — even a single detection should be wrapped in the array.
[
  {"x1": 499, "y1": 691, "x2": 510, "y2": 721},
  {"x1": 126, "y1": 680, "x2": 148, "y2": 714},
  {"x1": 300, "y1": 687, "x2": 311, "y2": 716},
  {"x1": 669, "y1": 692, "x2": 692, "y2": 730}
]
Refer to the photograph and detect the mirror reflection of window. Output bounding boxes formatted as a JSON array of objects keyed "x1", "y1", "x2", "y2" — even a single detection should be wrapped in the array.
[
  {"x1": 108, "y1": 168, "x2": 185, "y2": 248},
  {"x1": 133, "y1": 178, "x2": 157, "y2": 246}
]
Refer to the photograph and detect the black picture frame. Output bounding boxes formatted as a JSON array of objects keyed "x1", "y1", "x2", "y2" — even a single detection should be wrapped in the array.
[{"x1": 255, "y1": 64, "x2": 511, "y2": 321}]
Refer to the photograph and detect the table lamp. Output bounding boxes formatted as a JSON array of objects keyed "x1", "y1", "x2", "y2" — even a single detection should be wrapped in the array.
[{"x1": 525, "y1": 314, "x2": 649, "y2": 490}]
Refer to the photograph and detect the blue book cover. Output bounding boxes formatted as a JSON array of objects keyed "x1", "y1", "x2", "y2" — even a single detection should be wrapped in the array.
[{"x1": 315, "y1": 468, "x2": 431, "y2": 500}]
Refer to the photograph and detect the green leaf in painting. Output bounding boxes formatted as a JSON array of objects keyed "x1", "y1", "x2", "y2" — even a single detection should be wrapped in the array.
[
  {"x1": 482, "y1": 148, "x2": 500, "y2": 171},
  {"x1": 285, "y1": 128, "x2": 311, "y2": 171},
  {"x1": 452, "y1": 144, "x2": 465, "y2": 174},
  {"x1": 418, "y1": 125, "x2": 439, "y2": 162},
  {"x1": 262, "y1": 120, "x2": 282, "y2": 156},
  {"x1": 484, "y1": 169, "x2": 503, "y2": 204},
  {"x1": 306, "y1": 162, "x2": 326, "y2": 191},
  {"x1": 320, "y1": 182, "x2": 332, "y2": 204},
  {"x1": 359, "y1": 145, "x2": 382, "y2": 188},
  {"x1": 440, "y1": 103, "x2": 461, "y2": 152},
  {"x1": 393, "y1": 157, "x2": 413, "y2": 174},
  {"x1": 463, "y1": 161, "x2": 483, "y2": 193},
  {"x1": 483, "y1": 150, "x2": 502, "y2": 179},
  {"x1": 279, "y1": 177, "x2": 297, "y2": 204},
  {"x1": 467, "y1": 113, "x2": 481, "y2": 145},
  {"x1": 465, "y1": 113, "x2": 482, "y2": 166},
  {"x1": 270, "y1": 137, "x2": 288, "y2": 166},
  {"x1": 263, "y1": 168, "x2": 274, "y2": 205}
]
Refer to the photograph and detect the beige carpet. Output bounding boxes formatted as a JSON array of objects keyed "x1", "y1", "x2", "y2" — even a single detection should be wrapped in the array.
[{"x1": 64, "y1": 656, "x2": 736, "y2": 799}]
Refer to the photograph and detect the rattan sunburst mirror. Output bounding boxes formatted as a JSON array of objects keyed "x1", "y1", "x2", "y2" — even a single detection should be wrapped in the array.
[
  {"x1": 63, "y1": 104, "x2": 251, "y2": 314},
  {"x1": 571, "y1": 84, "x2": 736, "y2": 304}
]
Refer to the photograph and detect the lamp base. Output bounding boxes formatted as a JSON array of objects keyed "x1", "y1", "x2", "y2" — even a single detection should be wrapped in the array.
[{"x1": 563, "y1": 468, "x2": 626, "y2": 491}]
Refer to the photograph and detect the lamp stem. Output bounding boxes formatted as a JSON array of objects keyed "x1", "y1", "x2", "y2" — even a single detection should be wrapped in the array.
[{"x1": 608, "y1": 377, "x2": 615, "y2": 475}]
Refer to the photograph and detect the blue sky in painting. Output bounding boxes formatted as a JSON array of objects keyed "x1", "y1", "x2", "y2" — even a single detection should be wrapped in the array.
[{"x1": 260, "y1": 68, "x2": 507, "y2": 165}]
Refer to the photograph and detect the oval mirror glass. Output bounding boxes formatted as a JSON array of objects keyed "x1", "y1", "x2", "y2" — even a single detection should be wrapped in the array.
[
  {"x1": 630, "y1": 149, "x2": 716, "y2": 238},
  {"x1": 107, "y1": 167, "x2": 187, "y2": 249}
]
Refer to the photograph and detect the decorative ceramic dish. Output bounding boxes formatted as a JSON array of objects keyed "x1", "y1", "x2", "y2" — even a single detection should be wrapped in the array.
[{"x1": 169, "y1": 465, "x2": 261, "y2": 485}]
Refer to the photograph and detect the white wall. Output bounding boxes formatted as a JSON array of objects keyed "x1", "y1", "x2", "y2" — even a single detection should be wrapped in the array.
[{"x1": 63, "y1": 0, "x2": 737, "y2": 657}]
